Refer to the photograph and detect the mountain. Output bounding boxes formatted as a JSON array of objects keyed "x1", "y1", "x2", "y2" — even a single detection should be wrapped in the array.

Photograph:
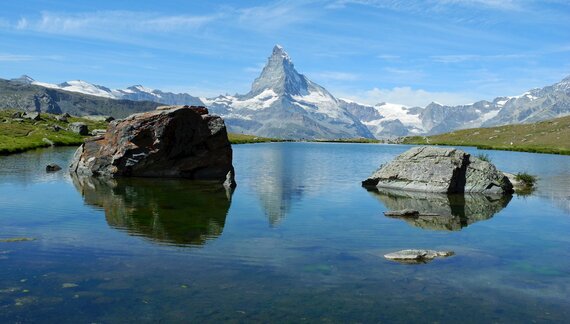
[
  {"x1": 0, "y1": 78, "x2": 161, "y2": 118},
  {"x1": 115, "y1": 85, "x2": 204, "y2": 106},
  {"x1": 10, "y1": 75, "x2": 204, "y2": 106},
  {"x1": 340, "y1": 76, "x2": 570, "y2": 137},
  {"x1": 6, "y1": 49, "x2": 569, "y2": 139},
  {"x1": 483, "y1": 76, "x2": 570, "y2": 126},
  {"x1": 203, "y1": 45, "x2": 373, "y2": 139}
]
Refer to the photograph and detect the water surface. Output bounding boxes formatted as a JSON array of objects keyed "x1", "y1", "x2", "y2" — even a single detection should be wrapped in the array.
[{"x1": 1, "y1": 143, "x2": 569, "y2": 322}]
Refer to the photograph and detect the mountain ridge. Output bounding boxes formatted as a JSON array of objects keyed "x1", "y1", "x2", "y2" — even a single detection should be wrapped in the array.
[{"x1": 6, "y1": 46, "x2": 570, "y2": 139}]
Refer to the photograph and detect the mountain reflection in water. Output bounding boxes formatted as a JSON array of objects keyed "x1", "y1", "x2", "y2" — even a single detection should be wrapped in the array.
[
  {"x1": 369, "y1": 188, "x2": 512, "y2": 231},
  {"x1": 72, "y1": 175, "x2": 232, "y2": 246}
]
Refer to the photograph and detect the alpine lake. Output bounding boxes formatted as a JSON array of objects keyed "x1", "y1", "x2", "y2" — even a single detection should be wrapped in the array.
[{"x1": 1, "y1": 142, "x2": 569, "y2": 323}]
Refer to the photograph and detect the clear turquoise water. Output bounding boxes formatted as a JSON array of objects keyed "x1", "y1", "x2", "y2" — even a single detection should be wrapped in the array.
[{"x1": 1, "y1": 143, "x2": 569, "y2": 323}]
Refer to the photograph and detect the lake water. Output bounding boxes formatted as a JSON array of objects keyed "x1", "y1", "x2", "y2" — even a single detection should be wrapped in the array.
[{"x1": 1, "y1": 143, "x2": 570, "y2": 323}]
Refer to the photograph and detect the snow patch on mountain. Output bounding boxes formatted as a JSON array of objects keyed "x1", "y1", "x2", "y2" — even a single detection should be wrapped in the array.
[{"x1": 57, "y1": 80, "x2": 115, "y2": 98}]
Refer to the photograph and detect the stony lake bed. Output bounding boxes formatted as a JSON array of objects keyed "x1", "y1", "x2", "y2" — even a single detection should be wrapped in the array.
[{"x1": 1, "y1": 142, "x2": 570, "y2": 323}]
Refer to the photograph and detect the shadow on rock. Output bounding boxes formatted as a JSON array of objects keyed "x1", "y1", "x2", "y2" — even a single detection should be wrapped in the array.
[
  {"x1": 72, "y1": 175, "x2": 232, "y2": 246},
  {"x1": 368, "y1": 188, "x2": 512, "y2": 231}
]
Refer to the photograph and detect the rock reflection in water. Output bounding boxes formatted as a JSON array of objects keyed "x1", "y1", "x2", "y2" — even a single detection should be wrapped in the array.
[
  {"x1": 72, "y1": 175, "x2": 232, "y2": 246},
  {"x1": 369, "y1": 189, "x2": 511, "y2": 231}
]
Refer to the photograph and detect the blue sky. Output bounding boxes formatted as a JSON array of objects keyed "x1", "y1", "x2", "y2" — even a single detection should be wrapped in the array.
[{"x1": 1, "y1": 0, "x2": 569, "y2": 106}]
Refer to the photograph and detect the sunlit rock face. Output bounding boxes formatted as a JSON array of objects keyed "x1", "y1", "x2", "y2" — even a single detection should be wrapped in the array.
[
  {"x1": 369, "y1": 188, "x2": 512, "y2": 231},
  {"x1": 70, "y1": 105, "x2": 236, "y2": 189},
  {"x1": 71, "y1": 175, "x2": 231, "y2": 246},
  {"x1": 363, "y1": 146, "x2": 513, "y2": 194}
]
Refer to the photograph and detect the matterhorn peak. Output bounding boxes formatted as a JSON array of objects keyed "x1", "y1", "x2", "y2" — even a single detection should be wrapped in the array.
[
  {"x1": 271, "y1": 44, "x2": 291, "y2": 61},
  {"x1": 249, "y1": 45, "x2": 308, "y2": 97}
]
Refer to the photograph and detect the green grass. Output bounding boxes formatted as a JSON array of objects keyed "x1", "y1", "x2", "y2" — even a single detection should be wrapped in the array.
[
  {"x1": 227, "y1": 133, "x2": 289, "y2": 144},
  {"x1": 0, "y1": 110, "x2": 107, "y2": 155},
  {"x1": 402, "y1": 115, "x2": 570, "y2": 155},
  {"x1": 227, "y1": 134, "x2": 381, "y2": 144},
  {"x1": 515, "y1": 172, "x2": 537, "y2": 187},
  {"x1": 476, "y1": 153, "x2": 492, "y2": 162},
  {"x1": 312, "y1": 138, "x2": 381, "y2": 144}
]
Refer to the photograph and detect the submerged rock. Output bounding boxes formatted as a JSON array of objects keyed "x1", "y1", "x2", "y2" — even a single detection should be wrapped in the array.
[
  {"x1": 384, "y1": 209, "x2": 421, "y2": 217},
  {"x1": 0, "y1": 237, "x2": 35, "y2": 243},
  {"x1": 46, "y1": 164, "x2": 62, "y2": 172},
  {"x1": 384, "y1": 249, "x2": 454, "y2": 264},
  {"x1": 70, "y1": 105, "x2": 236, "y2": 189},
  {"x1": 363, "y1": 146, "x2": 513, "y2": 194}
]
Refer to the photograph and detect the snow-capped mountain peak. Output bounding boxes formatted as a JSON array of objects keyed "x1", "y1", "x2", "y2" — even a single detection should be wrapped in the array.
[
  {"x1": 205, "y1": 45, "x2": 373, "y2": 139},
  {"x1": 249, "y1": 45, "x2": 309, "y2": 97},
  {"x1": 56, "y1": 80, "x2": 115, "y2": 98},
  {"x1": 11, "y1": 75, "x2": 35, "y2": 84},
  {"x1": 127, "y1": 85, "x2": 155, "y2": 94}
]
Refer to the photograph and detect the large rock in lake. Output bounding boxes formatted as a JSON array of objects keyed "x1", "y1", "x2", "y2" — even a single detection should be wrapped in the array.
[
  {"x1": 363, "y1": 146, "x2": 512, "y2": 194},
  {"x1": 70, "y1": 105, "x2": 236, "y2": 188}
]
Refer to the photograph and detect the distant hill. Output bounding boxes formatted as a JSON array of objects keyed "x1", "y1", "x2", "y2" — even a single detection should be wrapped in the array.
[
  {"x1": 0, "y1": 78, "x2": 161, "y2": 119},
  {"x1": 403, "y1": 115, "x2": 570, "y2": 155}
]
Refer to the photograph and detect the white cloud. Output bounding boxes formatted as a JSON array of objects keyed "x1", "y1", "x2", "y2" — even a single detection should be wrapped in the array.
[
  {"x1": 0, "y1": 53, "x2": 62, "y2": 62},
  {"x1": 238, "y1": 2, "x2": 314, "y2": 30},
  {"x1": 311, "y1": 71, "x2": 360, "y2": 81},
  {"x1": 15, "y1": 18, "x2": 28, "y2": 29},
  {"x1": 243, "y1": 62, "x2": 266, "y2": 74},
  {"x1": 437, "y1": 0, "x2": 521, "y2": 10},
  {"x1": 0, "y1": 54, "x2": 34, "y2": 62},
  {"x1": 431, "y1": 53, "x2": 529, "y2": 63},
  {"x1": 12, "y1": 11, "x2": 219, "y2": 36},
  {"x1": 339, "y1": 86, "x2": 475, "y2": 107},
  {"x1": 327, "y1": 0, "x2": 523, "y2": 11},
  {"x1": 377, "y1": 54, "x2": 400, "y2": 60}
]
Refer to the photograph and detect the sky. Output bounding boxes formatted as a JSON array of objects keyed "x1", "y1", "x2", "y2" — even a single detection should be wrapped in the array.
[{"x1": 1, "y1": 0, "x2": 569, "y2": 106}]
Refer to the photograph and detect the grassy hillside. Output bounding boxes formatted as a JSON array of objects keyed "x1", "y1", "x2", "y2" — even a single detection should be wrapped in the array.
[
  {"x1": 0, "y1": 110, "x2": 289, "y2": 155},
  {"x1": 402, "y1": 115, "x2": 570, "y2": 155},
  {"x1": 0, "y1": 110, "x2": 108, "y2": 154}
]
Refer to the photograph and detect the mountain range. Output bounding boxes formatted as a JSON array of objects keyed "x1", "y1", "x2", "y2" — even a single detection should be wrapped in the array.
[
  {"x1": 3, "y1": 45, "x2": 570, "y2": 139},
  {"x1": 0, "y1": 78, "x2": 161, "y2": 118}
]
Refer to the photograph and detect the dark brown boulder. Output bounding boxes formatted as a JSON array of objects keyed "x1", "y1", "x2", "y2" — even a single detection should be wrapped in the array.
[{"x1": 69, "y1": 105, "x2": 236, "y2": 188}]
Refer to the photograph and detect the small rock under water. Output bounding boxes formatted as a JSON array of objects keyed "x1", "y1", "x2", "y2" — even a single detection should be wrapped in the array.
[{"x1": 384, "y1": 249, "x2": 454, "y2": 264}]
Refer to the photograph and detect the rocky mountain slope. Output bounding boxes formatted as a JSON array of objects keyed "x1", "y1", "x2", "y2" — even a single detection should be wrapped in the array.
[
  {"x1": 11, "y1": 75, "x2": 204, "y2": 107},
  {"x1": 340, "y1": 75, "x2": 570, "y2": 138},
  {"x1": 0, "y1": 78, "x2": 160, "y2": 118}
]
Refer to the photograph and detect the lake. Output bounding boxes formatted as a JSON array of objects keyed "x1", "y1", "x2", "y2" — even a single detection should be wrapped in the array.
[{"x1": 1, "y1": 143, "x2": 570, "y2": 323}]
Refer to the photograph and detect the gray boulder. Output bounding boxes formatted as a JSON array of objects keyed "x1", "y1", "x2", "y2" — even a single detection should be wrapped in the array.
[
  {"x1": 91, "y1": 129, "x2": 106, "y2": 136},
  {"x1": 69, "y1": 122, "x2": 89, "y2": 135},
  {"x1": 55, "y1": 115, "x2": 68, "y2": 122},
  {"x1": 23, "y1": 112, "x2": 41, "y2": 121},
  {"x1": 69, "y1": 105, "x2": 236, "y2": 189},
  {"x1": 363, "y1": 146, "x2": 513, "y2": 194}
]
